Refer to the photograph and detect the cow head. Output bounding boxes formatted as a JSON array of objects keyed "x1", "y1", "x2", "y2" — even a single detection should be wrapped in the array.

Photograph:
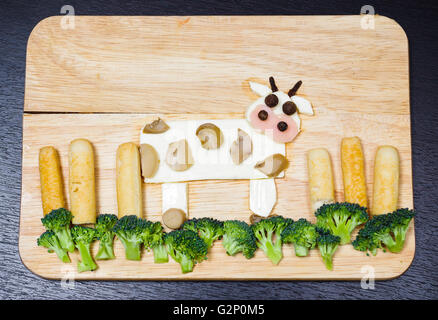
[{"x1": 246, "y1": 77, "x2": 313, "y2": 143}]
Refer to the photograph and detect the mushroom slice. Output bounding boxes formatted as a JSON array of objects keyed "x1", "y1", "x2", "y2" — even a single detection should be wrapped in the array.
[
  {"x1": 166, "y1": 139, "x2": 193, "y2": 171},
  {"x1": 249, "y1": 213, "x2": 278, "y2": 224},
  {"x1": 162, "y1": 208, "x2": 187, "y2": 229},
  {"x1": 142, "y1": 117, "x2": 170, "y2": 134},
  {"x1": 249, "y1": 213, "x2": 264, "y2": 224},
  {"x1": 254, "y1": 154, "x2": 288, "y2": 177},
  {"x1": 139, "y1": 144, "x2": 159, "y2": 178},
  {"x1": 230, "y1": 129, "x2": 253, "y2": 165},
  {"x1": 196, "y1": 123, "x2": 223, "y2": 150}
]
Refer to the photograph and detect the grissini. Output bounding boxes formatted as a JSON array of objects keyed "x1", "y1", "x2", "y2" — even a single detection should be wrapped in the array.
[
  {"x1": 116, "y1": 142, "x2": 143, "y2": 218},
  {"x1": 372, "y1": 145, "x2": 399, "y2": 216},
  {"x1": 307, "y1": 148, "x2": 335, "y2": 212},
  {"x1": 39, "y1": 146, "x2": 65, "y2": 215},
  {"x1": 341, "y1": 137, "x2": 368, "y2": 208},
  {"x1": 69, "y1": 139, "x2": 96, "y2": 224}
]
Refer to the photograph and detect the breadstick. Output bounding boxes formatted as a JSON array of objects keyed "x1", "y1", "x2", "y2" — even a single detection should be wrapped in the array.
[
  {"x1": 341, "y1": 137, "x2": 368, "y2": 208},
  {"x1": 307, "y1": 148, "x2": 335, "y2": 212},
  {"x1": 39, "y1": 146, "x2": 65, "y2": 215},
  {"x1": 372, "y1": 146, "x2": 399, "y2": 216},
  {"x1": 69, "y1": 139, "x2": 96, "y2": 224},
  {"x1": 116, "y1": 142, "x2": 143, "y2": 218}
]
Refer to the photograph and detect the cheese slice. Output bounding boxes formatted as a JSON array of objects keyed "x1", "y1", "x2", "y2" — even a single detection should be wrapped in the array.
[
  {"x1": 140, "y1": 119, "x2": 285, "y2": 183},
  {"x1": 162, "y1": 183, "x2": 188, "y2": 215},
  {"x1": 249, "y1": 178, "x2": 277, "y2": 217}
]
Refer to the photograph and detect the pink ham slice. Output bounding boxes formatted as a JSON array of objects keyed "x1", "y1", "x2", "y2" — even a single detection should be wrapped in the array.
[
  {"x1": 249, "y1": 105, "x2": 299, "y2": 143},
  {"x1": 249, "y1": 105, "x2": 277, "y2": 130},
  {"x1": 273, "y1": 114, "x2": 299, "y2": 143}
]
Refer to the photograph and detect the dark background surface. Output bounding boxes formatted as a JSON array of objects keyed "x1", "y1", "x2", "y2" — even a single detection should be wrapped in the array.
[{"x1": 0, "y1": 0, "x2": 437, "y2": 300}]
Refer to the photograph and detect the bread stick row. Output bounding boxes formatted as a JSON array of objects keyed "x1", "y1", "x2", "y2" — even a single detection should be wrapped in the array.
[
  {"x1": 38, "y1": 140, "x2": 143, "y2": 224},
  {"x1": 307, "y1": 137, "x2": 400, "y2": 215}
]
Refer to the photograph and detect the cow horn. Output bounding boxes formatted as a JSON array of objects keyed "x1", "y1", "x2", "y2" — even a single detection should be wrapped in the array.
[
  {"x1": 288, "y1": 80, "x2": 302, "y2": 97},
  {"x1": 269, "y1": 77, "x2": 278, "y2": 92}
]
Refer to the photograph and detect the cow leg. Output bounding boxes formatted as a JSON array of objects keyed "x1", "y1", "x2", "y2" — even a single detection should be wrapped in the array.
[
  {"x1": 249, "y1": 178, "x2": 277, "y2": 217},
  {"x1": 162, "y1": 182, "x2": 188, "y2": 218}
]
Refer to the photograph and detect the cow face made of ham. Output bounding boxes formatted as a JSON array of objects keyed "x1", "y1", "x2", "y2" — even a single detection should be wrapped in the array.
[{"x1": 246, "y1": 77, "x2": 314, "y2": 143}]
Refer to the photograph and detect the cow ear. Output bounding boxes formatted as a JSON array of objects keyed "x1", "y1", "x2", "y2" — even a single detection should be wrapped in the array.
[
  {"x1": 249, "y1": 81, "x2": 272, "y2": 96},
  {"x1": 291, "y1": 96, "x2": 314, "y2": 115}
]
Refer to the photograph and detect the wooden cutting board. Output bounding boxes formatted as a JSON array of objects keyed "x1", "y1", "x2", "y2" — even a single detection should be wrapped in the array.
[{"x1": 20, "y1": 15, "x2": 413, "y2": 280}]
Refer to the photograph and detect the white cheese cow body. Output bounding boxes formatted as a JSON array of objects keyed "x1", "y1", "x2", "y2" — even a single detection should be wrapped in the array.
[
  {"x1": 140, "y1": 77, "x2": 313, "y2": 218},
  {"x1": 140, "y1": 119, "x2": 285, "y2": 183}
]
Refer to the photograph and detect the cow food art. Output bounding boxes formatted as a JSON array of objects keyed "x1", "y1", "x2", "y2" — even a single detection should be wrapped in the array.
[{"x1": 140, "y1": 77, "x2": 314, "y2": 219}]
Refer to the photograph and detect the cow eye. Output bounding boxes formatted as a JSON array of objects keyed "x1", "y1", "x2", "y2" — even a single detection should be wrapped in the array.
[
  {"x1": 282, "y1": 101, "x2": 297, "y2": 115},
  {"x1": 264, "y1": 94, "x2": 278, "y2": 108}
]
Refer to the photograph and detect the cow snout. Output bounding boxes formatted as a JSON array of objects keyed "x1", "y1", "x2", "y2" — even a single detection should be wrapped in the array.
[{"x1": 249, "y1": 105, "x2": 299, "y2": 143}]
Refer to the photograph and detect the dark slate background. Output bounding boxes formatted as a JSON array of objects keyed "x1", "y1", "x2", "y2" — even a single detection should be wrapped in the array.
[{"x1": 0, "y1": 0, "x2": 437, "y2": 300}]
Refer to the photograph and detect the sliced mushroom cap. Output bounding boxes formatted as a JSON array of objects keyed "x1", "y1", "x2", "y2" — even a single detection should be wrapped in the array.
[
  {"x1": 166, "y1": 139, "x2": 193, "y2": 171},
  {"x1": 254, "y1": 153, "x2": 288, "y2": 177},
  {"x1": 162, "y1": 208, "x2": 187, "y2": 229},
  {"x1": 249, "y1": 214, "x2": 264, "y2": 224},
  {"x1": 139, "y1": 144, "x2": 159, "y2": 178},
  {"x1": 249, "y1": 213, "x2": 278, "y2": 224},
  {"x1": 143, "y1": 117, "x2": 170, "y2": 134},
  {"x1": 196, "y1": 123, "x2": 223, "y2": 150},
  {"x1": 230, "y1": 129, "x2": 253, "y2": 165}
]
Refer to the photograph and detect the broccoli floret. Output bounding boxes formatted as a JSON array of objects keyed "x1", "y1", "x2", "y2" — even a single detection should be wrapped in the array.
[
  {"x1": 41, "y1": 208, "x2": 75, "y2": 252},
  {"x1": 352, "y1": 228, "x2": 380, "y2": 256},
  {"x1": 71, "y1": 226, "x2": 98, "y2": 272},
  {"x1": 112, "y1": 215, "x2": 147, "y2": 261},
  {"x1": 95, "y1": 214, "x2": 118, "y2": 260},
  {"x1": 182, "y1": 218, "x2": 224, "y2": 249},
  {"x1": 352, "y1": 208, "x2": 415, "y2": 255},
  {"x1": 164, "y1": 230, "x2": 208, "y2": 273},
  {"x1": 222, "y1": 220, "x2": 257, "y2": 259},
  {"x1": 142, "y1": 220, "x2": 168, "y2": 263},
  {"x1": 316, "y1": 227, "x2": 341, "y2": 270},
  {"x1": 281, "y1": 218, "x2": 318, "y2": 257},
  {"x1": 315, "y1": 202, "x2": 369, "y2": 245},
  {"x1": 389, "y1": 208, "x2": 416, "y2": 252},
  {"x1": 251, "y1": 216, "x2": 294, "y2": 265},
  {"x1": 37, "y1": 231, "x2": 71, "y2": 263}
]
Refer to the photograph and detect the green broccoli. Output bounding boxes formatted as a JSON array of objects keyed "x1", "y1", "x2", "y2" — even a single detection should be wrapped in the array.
[
  {"x1": 251, "y1": 216, "x2": 294, "y2": 265},
  {"x1": 182, "y1": 217, "x2": 224, "y2": 249},
  {"x1": 37, "y1": 231, "x2": 71, "y2": 263},
  {"x1": 315, "y1": 202, "x2": 369, "y2": 245},
  {"x1": 142, "y1": 220, "x2": 168, "y2": 263},
  {"x1": 352, "y1": 208, "x2": 415, "y2": 255},
  {"x1": 316, "y1": 227, "x2": 341, "y2": 270},
  {"x1": 41, "y1": 208, "x2": 75, "y2": 252},
  {"x1": 281, "y1": 218, "x2": 318, "y2": 257},
  {"x1": 351, "y1": 231, "x2": 376, "y2": 256},
  {"x1": 222, "y1": 220, "x2": 257, "y2": 259},
  {"x1": 95, "y1": 214, "x2": 118, "y2": 260},
  {"x1": 71, "y1": 226, "x2": 98, "y2": 272},
  {"x1": 164, "y1": 230, "x2": 208, "y2": 273},
  {"x1": 112, "y1": 215, "x2": 147, "y2": 261}
]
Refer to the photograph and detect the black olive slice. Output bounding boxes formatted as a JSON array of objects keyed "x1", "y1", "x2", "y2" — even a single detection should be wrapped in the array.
[
  {"x1": 258, "y1": 110, "x2": 268, "y2": 121},
  {"x1": 277, "y1": 121, "x2": 288, "y2": 132},
  {"x1": 264, "y1": 94, "x2": 278, "y2": 108},
  {"x1": 282, "y1": 101, "x2": 297, "y2": 115}
]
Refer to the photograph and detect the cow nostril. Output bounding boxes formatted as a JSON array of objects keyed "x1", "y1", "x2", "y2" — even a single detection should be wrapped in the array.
[
  {"x1": 277, "y1": 121, "x2": 288, "y2": 132},
  {"x1": 258, "y1": 110, "x2": 269, "y2": 121}
]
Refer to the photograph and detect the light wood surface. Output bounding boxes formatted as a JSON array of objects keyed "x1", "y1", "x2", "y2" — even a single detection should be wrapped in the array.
[{"x1": 20, "y1": 15, "x2": 413, "y2": 280}]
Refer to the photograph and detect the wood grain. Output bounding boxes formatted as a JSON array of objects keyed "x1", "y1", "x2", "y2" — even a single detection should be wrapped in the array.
[
  {"x1": 20, "y1": 112, "x2": 414, "y2": 280},
  {"x1": 25, "y1": 16, "x2": 409, "y2": 115},
  {"x1": 20, "y1": 15, "x2": 414, "y2": 280}
]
